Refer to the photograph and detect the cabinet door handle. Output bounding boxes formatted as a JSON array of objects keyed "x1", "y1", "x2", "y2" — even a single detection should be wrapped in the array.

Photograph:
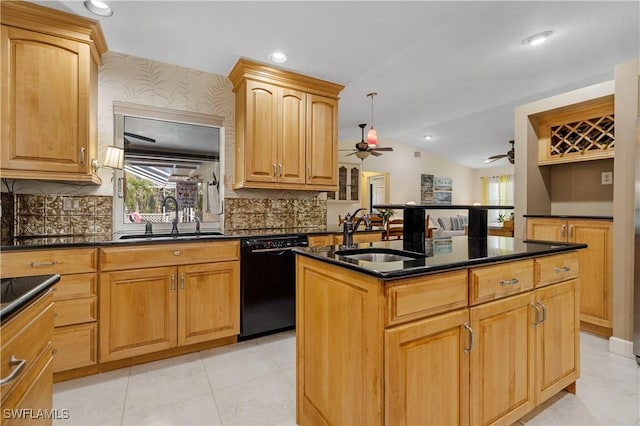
[
  {"x1": 560, "y1": 224, "x2": 566, "y2": 237},
  {"x1": 180, "y1": 274, "x2": 185, "y2": 290},
  {"x1": 273, "y1": 163, "x2": 277, "y2": 177},
  {"x1": 537, "y1": 300, "x2": 547, "y2": 323},
  {"x1": 463, "y1": 322, "x2": 474, "y2": 354},
  {"x1": 79, "y1": 147, "x2": 86, "y2": 165},
  {"x1": 568, "y1": 225, "x2": 574, "y2": 239},
  {"x1": 0, "y1": 355, "x2": 26, "y2": 385},
  {"x1": 554, "y1": 266, "x2": 571, "y2": 273},
  {"x1": 30, "y1": 261, "x2": 58, "y2": 268},
  {"x1": 279, "y1": 163, "x2": 283, "y2": 177},
  {"x1": 307, "y1": 167, "x2": 311, "y2": 179},
  {"x1": 499, "y1": 278, "x2": 519, "y2": 286},
  {"x1": 171, "y1": 274, "x2": 176, "y2": 291},
  {"x1": 531, "y1": 303, "x2": 541, "y2": 327}
]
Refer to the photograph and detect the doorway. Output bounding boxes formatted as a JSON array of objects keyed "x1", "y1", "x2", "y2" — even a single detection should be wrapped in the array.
[{"x1": 361, "y1": 171, "x2": 390, "y2": 213}]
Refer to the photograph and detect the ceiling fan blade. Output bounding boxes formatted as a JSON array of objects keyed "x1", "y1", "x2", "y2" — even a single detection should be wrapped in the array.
[
  {"x1": 338, "y1": 149, "x2": 355, "y2": 151},
  {"x1": 345, "y1": 152, "x2": 356, "y2": 156},
  {"x1": 487, "y1": 154, "x2": 507, "y2": 160},
  {"x1": 484, "y1": 157, "x2": 500, "y2": 164},
  {"x1": 370, "y1": 151, "x2": 383, "y2": 156},
  {"x1": 371, "y1": 147, "x2": 393, "y2": 152},
  {"x1": 124, "y1": 132, "x2": 156, "y2": 143}
]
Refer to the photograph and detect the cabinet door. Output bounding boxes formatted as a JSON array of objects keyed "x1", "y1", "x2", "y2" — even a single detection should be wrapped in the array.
[
  {"x1": 244, "y1": 80, "x2": 278, "y2": 183},
  {"x1": 100, "y1": 267, "x2": 177, "y2": 362},
  {"x1": 526, "y1": 218, "x2": 567, "y2": 242},
  {"x1": 534, "y1": 280, "x2": 579, "y2": 405},
  {"x1": 569, "y1": 219, "x2": 612, "y2": 331},
  {"x1": 386, "y1": 309, "x2": 470, "y2": 426},
  {"x1": 278, "y1": 88, "x2": 306, "y2": 184},
  {"x1": 306, "y1": 94, "x2": 338, "y2": 188},
  {"x1": 177, "y1": 262, "x2": 240, "y2": 346},
  {"x1": 470, "y1": 292, "x2": 535, "y2": 426},
  {"x1": 1, "y1": 26, "x2": 91, "y2": 175}
]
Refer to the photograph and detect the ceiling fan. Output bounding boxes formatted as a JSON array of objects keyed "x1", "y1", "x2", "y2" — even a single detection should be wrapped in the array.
[
  {"x1": 124, "y1": 132, "x2": 156, "y2": 145},
  {"x1": 485, "y1": 140, "x2": 514, "y2": 164},
  {"x1": 341, "y1": 123, "x2": 393, "y2": 160}
]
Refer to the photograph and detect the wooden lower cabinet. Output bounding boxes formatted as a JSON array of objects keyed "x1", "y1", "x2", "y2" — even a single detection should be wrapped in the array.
[
  {"x1": 385, "y1": 309, "x2": 470, "y2": 426},
  {"x1": 100, "y1": 262, "x2": 239, "y2": 362},
  {"x1": 297, "y1": 251, "x2": 580, "y2": 426},
  {"x1": 469, "y1": 293, "x2": 535, "y2": 426},
  {"x1": 527, "y1": 217, "x2": 612, "y2": 336}
]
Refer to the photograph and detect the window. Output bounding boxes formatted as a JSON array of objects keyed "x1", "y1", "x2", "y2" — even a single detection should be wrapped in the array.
[{"x1": 481, "y1": 174, "x2": 514, "y2": 223}]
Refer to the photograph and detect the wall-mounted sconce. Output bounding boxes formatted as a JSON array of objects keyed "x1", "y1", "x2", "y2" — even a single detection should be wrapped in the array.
[{"x1": 92, "y1": 146, "x2": 124, "y2": 179}]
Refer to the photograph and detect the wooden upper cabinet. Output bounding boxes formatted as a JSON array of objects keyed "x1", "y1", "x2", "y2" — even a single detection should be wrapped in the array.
[
  {"x1": 535, "y1": 96, "x2": 614, "y2": 165},
  {"x1": 1, "y1": 2, "x2": 107, "y2": 184},
  {"x1": 229, "y1": 58, "x2": 343, "y2": 191}
]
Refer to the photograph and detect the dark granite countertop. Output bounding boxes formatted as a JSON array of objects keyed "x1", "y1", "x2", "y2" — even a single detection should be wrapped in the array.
[
  {"x1": 293, "y1": 236, "x2": 587, "y2": 280},
  {"x1": 0, "y1": 226, "x2": 384, "y2": 251},
  {"x1": 1, "y1": 274, "x2": 60, "y2": 323},
  {"x1": 523, "y1": 214, "x2": 613, "y2": 220}
]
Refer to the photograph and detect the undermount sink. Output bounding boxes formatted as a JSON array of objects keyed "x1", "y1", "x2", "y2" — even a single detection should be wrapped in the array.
[
  {"x1": 335, "y1": 248, "x2": 425, "y2": 263},
  {"x1": 119, "y1": 231, "x2": 223, "y2": 240}
]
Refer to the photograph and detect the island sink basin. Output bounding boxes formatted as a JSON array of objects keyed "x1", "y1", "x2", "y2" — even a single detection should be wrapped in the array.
[
  {"x1": 119, "y1": 231, "x2": 223, "y2": 240},
  {"x1": 335, "y1": 248, "x2": 424, "y2": 263}
]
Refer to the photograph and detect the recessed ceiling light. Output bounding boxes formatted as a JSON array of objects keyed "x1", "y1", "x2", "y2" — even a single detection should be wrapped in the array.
[
  {"x1": 83, "y1": 0, "x2": 113, "y2": 16},
  {"x1": 268, "y1": 52, "x2": 288, "y2": 64},
  {"x1": 522, "y1": 31, "x2": 553, "y2": 46},
  {"x1": 424, "y1": 135, "x2": 433, "y2": 140}
]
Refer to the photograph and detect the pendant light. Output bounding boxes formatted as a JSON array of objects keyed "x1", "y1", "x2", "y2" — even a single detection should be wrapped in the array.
[{"x1": 366, "y1": 92, "x2": 378, "y2": 147}]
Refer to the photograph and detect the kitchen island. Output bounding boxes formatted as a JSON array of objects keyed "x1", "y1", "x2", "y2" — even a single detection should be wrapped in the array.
[{"x1": 294, "y1": 236, "x2": 585, "y2": 426}]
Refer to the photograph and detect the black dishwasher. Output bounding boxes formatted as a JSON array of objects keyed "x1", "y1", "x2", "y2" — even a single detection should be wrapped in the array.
[{"x1": 240, "y1": 235, "x2": 308, "y2": 339}]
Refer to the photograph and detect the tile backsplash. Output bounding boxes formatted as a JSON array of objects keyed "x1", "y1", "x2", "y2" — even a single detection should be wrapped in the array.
[
  {"x1": 224, "y1": 198, "x2": 326, "y2": 230},
  {"x1": 14, "y1": 194, "x2": 113, "y2": 237}
]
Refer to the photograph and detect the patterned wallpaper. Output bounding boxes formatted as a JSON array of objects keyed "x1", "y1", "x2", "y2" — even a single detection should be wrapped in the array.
[{"x1": 4, "y1": 51, "x2": 326, "y2": 236}]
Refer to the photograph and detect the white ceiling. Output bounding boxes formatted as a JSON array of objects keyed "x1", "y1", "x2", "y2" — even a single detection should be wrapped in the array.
[{"x1": 36, "y1": 1, "x2": 639, "y2": 169}]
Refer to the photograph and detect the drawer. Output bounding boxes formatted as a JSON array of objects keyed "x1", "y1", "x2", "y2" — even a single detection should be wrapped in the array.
[
  {"x1": 386, "y1": 270, "x2": 468, "y2": 326},
  {"x1": 307, "y1": 234, "x2": 335, "y2": 247},
  {"x1": 53, "y1": 297, "x2": 97, "y2": 327},
  {"x1": 0, "y1": 248, "x2": 98, "y2": 278},
  {"x1": 53, "y1": 273, "x2": 97, "y2": 301},
  {"x1": 469, "y1": 259, "x2": 534, "y2": 305},
  {"x1": 534, "y1": 252, "x2": 579, "y2": 287},
  {"x1": 100, "y1": 240, "x2": 240, "y2": 271},
  {"x1": 52, "y1": 323, "x2": 97, "y2": 373},
  {"x1": 1, "y1": 292, "x2": 54, "y2": 402}
]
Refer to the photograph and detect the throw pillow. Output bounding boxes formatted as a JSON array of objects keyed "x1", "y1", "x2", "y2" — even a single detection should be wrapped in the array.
[
  {"x1": 437, "y1": 217, "x2": 446, "y2": 230},
  {"x1": 451, "y1": 216, "x2": 461, "y2": 230},
  {"x1": 457, "y1": 215, "x2": 468, "y2": 227}
]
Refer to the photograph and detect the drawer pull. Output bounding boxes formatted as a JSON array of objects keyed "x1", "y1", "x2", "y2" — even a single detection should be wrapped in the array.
[
  {"x1": 463, "y1": 322, "x2": 474, "y2": 354},
  {"x1": 0, "y1": 355, "x2": 26, "y2": 385},
  {"x1": 30, "y1": 261, "x2": 59, "y2": 268},
  {"x1": 499, "y1": 278, "x2": 519, "y2": 286},
  {"x1": 174, "y1": 250, "x2": 181, "y2": 256},
  {"x1": 554, "y1": 266, "x2": 571, "y2": 273},
  {"x1": 531, "y1": 303, "x2": 541, "y2": 327}
]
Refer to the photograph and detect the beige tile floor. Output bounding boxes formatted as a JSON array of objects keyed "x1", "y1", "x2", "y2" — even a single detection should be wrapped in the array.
[{"x1": 53, "y1": 331, "x2": 639, "y2": 426}]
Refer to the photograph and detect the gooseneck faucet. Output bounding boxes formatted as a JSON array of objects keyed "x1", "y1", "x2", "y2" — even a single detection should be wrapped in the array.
[
  {"x1": 162, "y1": 196, "x2": 180, "y2": 236},
  {"x1": 342, "y1": 208, "x2": 372, "y2": 247}
]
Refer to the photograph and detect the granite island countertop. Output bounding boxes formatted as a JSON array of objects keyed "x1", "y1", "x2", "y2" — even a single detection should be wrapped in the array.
[{"x1": 293, "y1": 236, "x2": 587, "y2": 280}]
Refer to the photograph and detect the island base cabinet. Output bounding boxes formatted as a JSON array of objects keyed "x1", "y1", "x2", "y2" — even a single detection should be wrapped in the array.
[
  {"x1": 385, "y1": 309, "x2": 470, "y2": 426},
  {"x1": 296, "y1": 256, "x2": 384, "y2": 426},
  {"x1": 100, "y1": 262, "x2": 239, "y2": 362},
  {"x1": 469, "y1": 292, "x2": 535, "y2": 426},
  {"x1": 534, "y1": 280, "x2": 579, "y2": 404}
]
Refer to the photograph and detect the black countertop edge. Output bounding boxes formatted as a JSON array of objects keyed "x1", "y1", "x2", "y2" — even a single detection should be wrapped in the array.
[
  {"x1": 0, "y1": 226, "x2": 384, "y2": 251},
  {"x1": 523, "y1": 214, "x2": 613, "y2": 220},
  {"x1": 293, "y1": 239, "x2": 587, "y2": 281},
  {"x1": 1, "y1": 274, "x2": 60, "y2": 323}
]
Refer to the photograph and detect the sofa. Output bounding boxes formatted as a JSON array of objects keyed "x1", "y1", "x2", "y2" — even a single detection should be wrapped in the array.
[{"x1": 428, "y1": 214, "x2": 468, "y2": 237}]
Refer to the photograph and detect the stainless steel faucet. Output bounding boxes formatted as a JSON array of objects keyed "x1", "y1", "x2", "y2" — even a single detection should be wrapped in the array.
[
  {"x1": 342, "y1": 208, "x2": 372, "y2": 247},
  {"x1": 194, "y1": 216, "x2": 201, "y2": 233},
  {"x1": 162, "y1": 196, "x2": 179, "y2": 235}
]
